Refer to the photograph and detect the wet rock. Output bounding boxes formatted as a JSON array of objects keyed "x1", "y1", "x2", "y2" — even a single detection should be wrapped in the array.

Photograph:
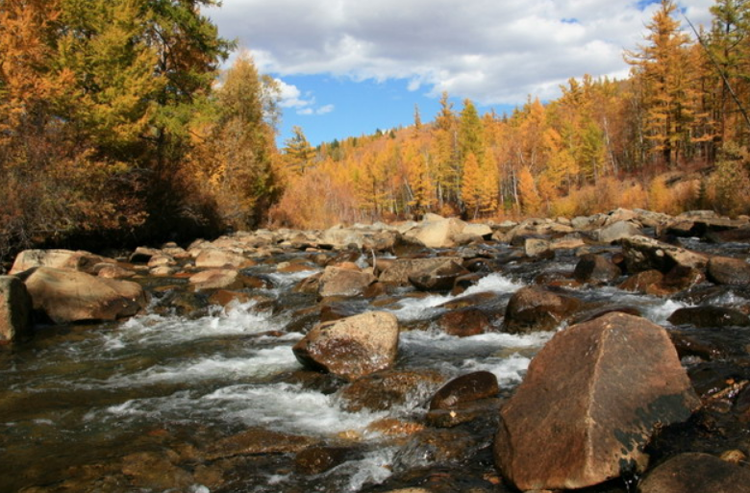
[
  {"x1": 619, "y1": 270, "x2": 669, "y2": 296},
  {"x1": 426, "y1": 397, "x2": 503, "y2": 428},
  {"x1": 438, "y1": 308, "x2": 492, "y2": 337},
  {"x1": 129, "y1": 246, "x2": 161, "y2": 264},
  {"x1": 205, "y1": 428, "x2": 317, "y2": 460},
  {"x1": 0, "y1": 276, "x2": 32, "y2": 343},
  {"x1": 295, "y1": 446, "x2": 352, "y2": 475},
  {"x1": 318, "y1": 266, "x2": 376, "y2": 298},
  {"x1": 597, "y1": 221, "x2": 642, "y2": 244},
  {"x1": 195, "y1": 249, "x2": 255, "y2": 269},
  {"x1": 668, "y1": 306, "x2": 750, "y2": 328},
  {"x1": 573, "y1": 254, "x2": 621, "y2": 285},
  {"x1": 429, "y1": 371, "x2": 499, "y2": 410},
  {"x1": 292, "y1": 311, "x2": 400, "y2": 381},
  {"x1": 661, "y1": 265, "x2": 706, "y2": 291},
  {"x1": 379, "y1": 257, "x2": 463, "y2": 286},
  {"x1": 189, "y1": 269, "x2": 243, "y2": 291},
  {"x1": 208, "y1": 290, "x2": 254, "y2": 307},
  {"x1": 22, "y1": 267, "x2": 146, "y2": 324},
  {"x1": 638, "y1": 452, "x2": 750, "y2": 493},
  {"x1": 366, "y1": 417, "x2": 425, "y2": 437},
  {"x1": 394, "y1": 428, "x2": 486, "y2": 470},
  {"x1": 121, "y1": 451, "x2": 193, "y2": 491},
  {"x1": 450, "y1": 273, "x2": 485, "y2": 295},
  {"x1": 621, "y1": 236, "x2": 708, "y2": 274},
  {"x1": 495, "y1": 312, "x2": 700, "y2": 491},
  {"x1": 706, "y1": 256, "x2": 750, "y2": 286},
  {"x1": 337, "y1": 369, "x2": 444, "y2": 412},
  {"x1": 10, "y1": 249, "x2": 115, "y2": 275},
  {"x1": 408, "y1": 260, "x2": 469, "y2": 292},
  {"x1": 147, "y1": 254, "x2": 175, "y2": 268},
  {"x1": 502, "y1": 286, "x2": 582, "y2": 334}
]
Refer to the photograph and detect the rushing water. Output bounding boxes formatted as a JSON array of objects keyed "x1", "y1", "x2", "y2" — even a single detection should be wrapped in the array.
[{"x1": 0, "y1": 250, "x2": 709, "y2": 492}]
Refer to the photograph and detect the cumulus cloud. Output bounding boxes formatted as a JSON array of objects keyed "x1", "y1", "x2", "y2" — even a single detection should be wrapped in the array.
[{"x1": 206, "y1": 0, "x2": 714, "y2": 105}]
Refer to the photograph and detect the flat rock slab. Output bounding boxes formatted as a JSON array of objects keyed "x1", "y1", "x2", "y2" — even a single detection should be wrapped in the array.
[
  {"x1": 205, "y1": 428, "x2": 317, "y2": 460},
  {"x1": 495, "y1": 312, "x2": 700, "y2": 491}
]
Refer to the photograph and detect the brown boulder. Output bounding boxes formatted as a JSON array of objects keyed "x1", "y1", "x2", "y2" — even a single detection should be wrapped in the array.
[
  {"x1": 621, "y1": 236, "x2": 708, "y2": 274},
  {"x1": 22, "y1": 267, "x2": 146, "y2": 324},
  {"x1": 639, "y1": 453, "x2": 750, "y2": 493},
  {"x1": 573, "y1": 254, "x2": 621, "y2": 284},
  {"x1": 667, "y1": 306, "x2": 750, "y2": 328},
  {"x1": 429, "y1": 371, "x2": 499, "y2": 410},
  {"x1": 318, "y1": 266, "x2": 376, "y2": 298},
  {"x1": 495, "y1": 312, "x2": 700, "y2": 491},
  {"x1": 379, "y1": 257, "x2": 463, "y2": 286},
  {"x1": 194, "y1": 249, "x2": 255, "y2": 269},
  {"x1": 438, "y1": 308, "x2": 492, "y2": 337},
  {"x1": 0, "y1": 276, "x2": 33, "y2": 343},
  {"x1": 189, "y1": 269, "x2": 243, "y2": 291},
  {"x1": 619, "y1": 270, "x2": 669, "y2": 296},
  {"x1": 707, "y1": 256, "x2": 750, "y2": 286},
  {"x1": 295, "y1": 446, "x2": 352, "y2": 475},
  {"x1": 337, "y1": 369, "x2": 444, "y2": 412},
  {"x1": 292, "y1": 311, "x2": 400, "y2": 381},
  {"x1": 408, "y1": 260, "x2": 469, "y2": 292},
  {"x1": 502, "y1": 286, "x2": 582, "y2": 334}
]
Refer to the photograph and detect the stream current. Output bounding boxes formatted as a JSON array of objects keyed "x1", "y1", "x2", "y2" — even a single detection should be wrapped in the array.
[{"x1": 0, "y1": 243, "x2": 720, "y2": 492}]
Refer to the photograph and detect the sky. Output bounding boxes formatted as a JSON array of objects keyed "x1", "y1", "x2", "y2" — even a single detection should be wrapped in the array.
[{"x1": 204, "y1": 0, "x2": 714, "y2": 147}]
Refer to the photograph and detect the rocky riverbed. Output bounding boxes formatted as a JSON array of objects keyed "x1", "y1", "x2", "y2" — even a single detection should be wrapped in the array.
[{"x1": 1, "y1": 209, "x2": 750, "y2": 492}]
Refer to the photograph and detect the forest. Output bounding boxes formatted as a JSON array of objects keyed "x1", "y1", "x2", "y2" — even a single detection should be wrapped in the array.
[{"x1": 2, "y1": 0, "x2": 750, "y2": 262}]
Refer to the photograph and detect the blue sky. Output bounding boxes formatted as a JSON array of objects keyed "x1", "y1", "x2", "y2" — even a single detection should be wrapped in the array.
[{"x1": 205, "y1": 0, "x2": 713, "y2": 148}]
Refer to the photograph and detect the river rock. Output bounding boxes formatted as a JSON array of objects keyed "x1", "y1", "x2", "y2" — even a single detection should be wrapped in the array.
[
  {"x1": 96, "y1": 264, "x2": 136, "y2": 279},
  {"x1": 292, "y1": 311, "x2": 400, "y2": 381},
  {"x1": 406, "y1": 216, "x2": 466, "y2": 248},
  {"x1": 573, "y1": 254, "x2": 621, "y2": 284},
  {"x1": 22, "y1": 267, "x2": 146, "y2": 324},
  {"x1": 438, "y1": 308, "x2": 492, "y2": 337},
  {"x1": 189, "y1": 269, "x2": 243, "y2": 291},
  {"x1": 295, "y1": 446, "x2": 352, "y2": 475},
  {"x1": 408, "y1": 260, "x2": 469, "y2": 292},
  {"x1": 494, "y1": 312, "x2": 700, "y2": 491},
  {"x1": 597, "y1": 220, "x2": 642, "y2": 244},
  {"x1": 429, "y1": 371, "x2": 499, "y2": 410},
  {"x1": 0, "y1": 276, "x2": 33, "y2": 343},
  {"x1": 706, "y1": 256, "x2": 750, "y2": 286},
  {"x1": 318, "y1": 266, "x2": 376, "y2": 298},
  {"x1": 619, "y1": 270, "x2": 669, "y2": 296},
  {"x1": 621, "y1": 236, "x2": 709, "y2": 274},
  {"x1": 379, "y1": 257, "x2": 462, "y2": 286},
  {"x1": 667, "y1": 306, "x2": 750, "y2": 328},
  {"x1": 524, "y1": 238, "x2": 552, "y2": 258},
  {"x1": 502, "y1": 286, "x2": 582, "y2": 334},
  {"x1": 194, "y1": 249, "x2": 254, "y2": 269},
  {"x1": 10, "y1": 249, "x2": 115, "y2": 275},
  {"x1": 205, "y1": 428, "x2": 316, "y2": 460},
  {"x1": 638, "y1": 452, "x2": 750, "y2": 493},
  {"x1": 121, "y1": 451, "x2": 193, "y2": 491},
  {"x1": 129, "y1": 246, "x2": 162, "y2": 264},
  {"x1": 337, "y1": 369, "x2": 444, "y2": 412}
]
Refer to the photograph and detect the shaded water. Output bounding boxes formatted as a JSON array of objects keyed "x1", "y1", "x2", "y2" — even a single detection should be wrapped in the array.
[{"x1": 0, "y1": 246, "x2": 736, "y2": 492}]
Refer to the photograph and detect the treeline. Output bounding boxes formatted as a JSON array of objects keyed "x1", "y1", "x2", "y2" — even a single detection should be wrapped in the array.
[
  {"x1": 272, "y1": 0, "x2": 750, "y2": 228},
  {"x1": 0, "y1": 0, "x2": 281, "y2": 262}
]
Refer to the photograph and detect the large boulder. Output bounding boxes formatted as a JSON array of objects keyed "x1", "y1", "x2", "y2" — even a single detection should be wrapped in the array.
[
  {"x1": 406, "y1": 217, "x2": 467, "y2": 249},
  {"x1": 10, "y1": 249, "x2": 115, "y2": 275},
  {"x1": 502, "y1": 286, "x2": 582, "y2": 334},
  {"x1": 379, "y1": 257, "x2": 463, "y2": 286},
  {"x1": 408, "y1": 260, "x2": 469, "y2": 292},
  {"x1": 573, "y1": 254, "x2": 621, "y2": 284},
  {"x1": 318, "y1": 266, "x2": 376, "y2": 298},
  {"x1": 639, "y1": 453, "x2": 750, "y2": 493},
  {"x1": 706, "y1": 256, "x2": 750, "y2": 286},
  {"x1": 597, "y1": 220, "x2": 642, "y2": 244},
  {"x1": 292, "y1": 311, "x2": 400, "y2": 381},
  {"x1": 194, "y1": 249, "x2": 254, "y2": 269},
  {"x1": 189, "y1": 269, "x2": 244, "y2": 291},
  {"x1": 621, "y1": 236, "x2": 708, "y2": 274},
  {"x1": 22, "y1": 267, "x2": 146, "y2": 324},
  {"x1": 494, "y1": 312, "x2": 700, "y2": 491},
  {"x1": 0, "y1": 276, "x2": 33, "y2": 343}
]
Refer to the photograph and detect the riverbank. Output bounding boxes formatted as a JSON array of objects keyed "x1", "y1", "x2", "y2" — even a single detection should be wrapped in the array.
[{"x1": 2, "y1": 209, "x2": 750, "y2": 492}]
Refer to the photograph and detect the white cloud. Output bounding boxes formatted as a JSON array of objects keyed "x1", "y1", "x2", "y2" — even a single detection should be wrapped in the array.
[{"x1": 206, "y1": 0, "x2": 714, "y2": 105}]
